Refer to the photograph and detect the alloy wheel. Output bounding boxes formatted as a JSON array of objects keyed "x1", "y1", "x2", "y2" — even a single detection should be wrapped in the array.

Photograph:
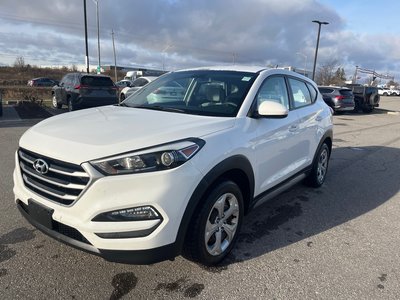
[{"x1": 204, "y1": 192, "x2": 239, "y2": 256}]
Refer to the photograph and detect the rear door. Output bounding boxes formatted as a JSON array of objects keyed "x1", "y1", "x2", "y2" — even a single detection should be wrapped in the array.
[
  {"x1": 55, "y1": 75, "x2": 69, "y2": 104},
  {"x1": 287, "y1": 77, "x2": 321, "y2": 169}
]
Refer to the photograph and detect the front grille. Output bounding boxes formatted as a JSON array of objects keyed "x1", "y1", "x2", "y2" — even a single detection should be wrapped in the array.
[{"x1": 18, "y1": 148, "x2": 90, "y2": 205}]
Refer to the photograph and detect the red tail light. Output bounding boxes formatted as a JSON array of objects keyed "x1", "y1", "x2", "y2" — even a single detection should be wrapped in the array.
[
  {"x1": 74, "y1": 84, "x2": 89, "y2": 90},
  {"x1": 335, "y1": 95, "x2": 345, "y2": 101}
]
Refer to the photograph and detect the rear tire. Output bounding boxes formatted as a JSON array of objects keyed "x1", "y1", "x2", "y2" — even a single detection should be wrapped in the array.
[
  {"x1": 362, "y1": 105, "x2": 373, "y2": 113},
  {"x1": 304, "y1": 143, "x2": 330, "y2": 188},
  {"x1": 68, "y1": 100, "x2": 75, "y2": 112},
  {"x1": 183, "y1": 180, "x2": 244, "y2": 266}
]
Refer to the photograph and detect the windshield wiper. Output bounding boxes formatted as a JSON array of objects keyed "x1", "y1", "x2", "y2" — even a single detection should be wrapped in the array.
[{"x1": 135, "y1": 105, "x2": 186, "y2": 113}]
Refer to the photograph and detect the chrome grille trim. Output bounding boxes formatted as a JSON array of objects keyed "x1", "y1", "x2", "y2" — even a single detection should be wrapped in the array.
[
  {"x1": 20, "y1": 163, "x2": 87, "y2": 190},
  {"x1": 18, "y1": 148, "x2": 90, "y2": 206},
  {"x1": 23, "y1": 175, "x2": 77, "y2": 201},
  {"x1": 19, "y1": 150, "x2": 89, "y2": 177}
]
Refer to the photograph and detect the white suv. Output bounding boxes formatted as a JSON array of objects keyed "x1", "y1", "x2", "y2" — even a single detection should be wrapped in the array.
[{"x1": 13, "y1": 66, "x2": 333, "y2": 266}]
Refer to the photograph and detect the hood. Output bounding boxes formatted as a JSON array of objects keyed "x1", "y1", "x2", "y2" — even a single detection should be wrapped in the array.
[{"x1": 19, "y1": 106, "x2": 235, "y2": 164}]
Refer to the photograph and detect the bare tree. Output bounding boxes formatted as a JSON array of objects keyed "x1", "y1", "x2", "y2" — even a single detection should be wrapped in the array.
[
  {"x1": 70, "y1": 64, "x2": 78, "y2": 72},
  {"x1": 314, "y1": 60, "x2": 346, "y2": 86},
  {"x1": 13, "y1": 56, "x2": 25, "y2": 69}
]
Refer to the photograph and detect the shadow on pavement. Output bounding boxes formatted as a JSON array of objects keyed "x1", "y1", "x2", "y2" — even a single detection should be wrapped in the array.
[{"x1": 213, "y1": 145, "x2": 400, "y2": 268}]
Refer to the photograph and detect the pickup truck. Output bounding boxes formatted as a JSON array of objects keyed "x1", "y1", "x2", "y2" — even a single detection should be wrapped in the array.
[{"x1": 346, "y1": 84, "x2": 380, "y2": 113}]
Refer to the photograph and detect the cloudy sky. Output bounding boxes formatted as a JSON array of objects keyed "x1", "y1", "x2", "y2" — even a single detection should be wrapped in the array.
[{"x1": 1, "y1": 0, "x2": 399, "y2": 82}]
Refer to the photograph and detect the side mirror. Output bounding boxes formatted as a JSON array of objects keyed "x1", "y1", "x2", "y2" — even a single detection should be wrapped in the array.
[{"x1": 257, "y1": 100, "x2": 288, "y2": 119}]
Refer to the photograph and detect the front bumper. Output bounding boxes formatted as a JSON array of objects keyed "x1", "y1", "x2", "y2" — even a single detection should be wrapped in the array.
[
  {"x1": 13, "y1": 151, "x2": 202, "y2": 264},
  {"x1": 74, "y1": 95, "x2": 118, "y2": 108},
  {"x1": 16, "y1": 200, "x2": 178, "y2": 264}
]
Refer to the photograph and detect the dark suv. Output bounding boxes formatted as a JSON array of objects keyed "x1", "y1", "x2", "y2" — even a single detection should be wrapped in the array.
[
  {"x1": 52, "y1": 73, "x2": 118, "y2": 111},
  {"x1": 318, "y1": 86, "x2": 355, "y2": 113}
]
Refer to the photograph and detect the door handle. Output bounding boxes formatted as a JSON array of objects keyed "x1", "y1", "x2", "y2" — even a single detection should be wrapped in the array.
[
  {"x1": 289, "y1": 125, "x2": 298, "y2": 132},
  {"x1": 316, "y1": 116, "x2": 322, "y2": 122}
]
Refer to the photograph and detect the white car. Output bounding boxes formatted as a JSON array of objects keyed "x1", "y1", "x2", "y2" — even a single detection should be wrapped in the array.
[
  {"x1": 13, "y1": 66, "x2": 333, "y2": 265},
  {"x1": 119, "y1": 76, "x2": 157, "y2": 101},
  {"x1": 115, "y1": 80, "x2": 132, "y2": 88},
  {"x1": 378, "y1": 87, "x2": 391, "y2": 96}
]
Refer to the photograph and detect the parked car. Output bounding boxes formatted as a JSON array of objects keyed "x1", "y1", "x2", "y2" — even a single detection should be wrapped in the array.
[
  {"x1": 51, "y1": 73, "x2": 118, "y2": 111},
  {"x1": 115, "y1": 80, "x2": 132, "y2": 89},
  {"x1": 14, "y1": 66, "x2": 333, "y2": 266},
  {"x1": 146, "y1": 80, "x2": 186, "y2": 103},
  {"x1": 119, "y1": 76, "x2": 157, "y2": 101},
  {"x1": 378, "y1": 87, "x2": 391, "y2": 96},
  {"x1": 27, "y1": 77, "x2": 58, "y2": 87},
  {"x1": 390, "y1": 88, "x2": 400, "y2": 96},
  {"x1": 318, "y1": 86, "x2": 355, "y2": 113},
  {"x1": 346, "y1": 84, "x2": 380, "y2": 113}
]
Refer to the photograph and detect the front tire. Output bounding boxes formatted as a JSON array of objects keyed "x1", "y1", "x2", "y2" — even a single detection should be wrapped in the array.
[
  {"x1": 52, "y1": 94, "x2": 62, "y2": 109},
  {"x1": 304, "y1": 143, "x2": 330, "y2": 187},
  {"x1": 183, "y1": 180, "x2": 244, "y2": 266}
]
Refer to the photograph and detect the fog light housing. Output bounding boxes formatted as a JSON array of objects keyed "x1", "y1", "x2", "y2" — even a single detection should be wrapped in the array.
[{"x1": 92, "y1": 206, "x2": 161, "y2": 222}]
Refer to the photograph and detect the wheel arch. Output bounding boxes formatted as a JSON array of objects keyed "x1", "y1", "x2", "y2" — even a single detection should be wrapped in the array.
[
  {"x1": 312, "y1": 130, "x2": 333, "y2": 166},
  {"x1": 175, "y1": 155, "x2": 255, "y2": 252}
]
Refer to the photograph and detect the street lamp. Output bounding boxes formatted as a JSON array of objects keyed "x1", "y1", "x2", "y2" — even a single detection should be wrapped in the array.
[
  {"x1": 311, "y1": 20, "x2": 329, "y2": 81},
  {"x1": 162, "y1": 44, "x2": 172, "y2": 71},
  {"x1": 296, "y1": 52, "x2": 307, "y2": 76},
  {"x1": 92, "y1": 0, "x2": 101, "y2": 74},
  {"x1": 83, "y1": 0, "x2": 89, "y2": 73}
]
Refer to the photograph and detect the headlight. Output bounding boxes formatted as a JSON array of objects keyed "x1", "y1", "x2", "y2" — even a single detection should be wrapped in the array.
[{"x1": 90, "y1": 138, "x2": 205, "y2": 175}]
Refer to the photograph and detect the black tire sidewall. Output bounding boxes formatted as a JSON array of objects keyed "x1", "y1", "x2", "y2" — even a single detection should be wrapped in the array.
[
  {"x1": 305, "y1": 143, "x2": 330, "y2": 187},
  {"x1": 68, "y1": 100, "x2": 73, "y2": 111}
]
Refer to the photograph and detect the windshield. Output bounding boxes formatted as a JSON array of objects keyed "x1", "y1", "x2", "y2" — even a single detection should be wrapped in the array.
[{"x1": 122, "y1": 70, "x2": 257, "y2": 117}]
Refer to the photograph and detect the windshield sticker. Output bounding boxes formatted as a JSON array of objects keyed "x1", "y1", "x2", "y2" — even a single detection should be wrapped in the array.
[{"x1": 242, "y1": 76, "x2": 251, "y2": 81}]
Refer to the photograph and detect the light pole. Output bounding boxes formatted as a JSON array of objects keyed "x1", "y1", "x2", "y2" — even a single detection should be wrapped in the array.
[
  {"x1": 296, "y1": 52, "x2": 307, "y2": 76},
  {"x1": 111, "y1": 29, "x2": 117, "y2": 83},
  {"x1": 311, "y1": 20, "x2": 329, "y2": 81},
  {"x1": 92, "y1": 0, "x2": 101, "y2": 74},
  {"x1": 162, "y1": 44, "x2": 172, "y2": 71},
  {"x1": 83, "y1": 0, "x2": 89, "y2": 73}
]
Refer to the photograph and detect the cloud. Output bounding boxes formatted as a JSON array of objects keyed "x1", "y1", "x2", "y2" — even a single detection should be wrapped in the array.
[{"x1": 0, "y1": 0, "x2": 398, "y2": 79}]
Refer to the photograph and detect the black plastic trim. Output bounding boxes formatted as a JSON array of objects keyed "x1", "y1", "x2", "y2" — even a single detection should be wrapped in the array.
[
  {"x1": 250, "y1": 167, "x2": 311, "y2": 209},
  {"x1": 17, "y1": 200, "x2": 99, "y2": 255},
  {"x1": 98, "y1": 243, "x2": 178, "y2": 264}
]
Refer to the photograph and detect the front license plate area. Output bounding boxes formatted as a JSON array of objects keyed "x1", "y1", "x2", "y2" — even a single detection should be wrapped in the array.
[{"x1": 28, "y1": 199, "x2": 54, "y2": 229}]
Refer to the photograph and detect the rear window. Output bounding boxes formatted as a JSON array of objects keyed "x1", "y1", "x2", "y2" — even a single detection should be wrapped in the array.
[
  {"x1": 81, "y1": 76, "x2": 114, "y2": 87},
  {"x1": 318, "y1": 88, "x2": 333, "y2": 94},
  {"x1": 339, "y1": 89, "x2": 353, "y2": 96}
]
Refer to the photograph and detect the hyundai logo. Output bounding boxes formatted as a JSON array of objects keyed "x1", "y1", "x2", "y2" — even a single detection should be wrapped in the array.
[{"x1": 33, "y1": 159, "x2": 49, "y2": 175}]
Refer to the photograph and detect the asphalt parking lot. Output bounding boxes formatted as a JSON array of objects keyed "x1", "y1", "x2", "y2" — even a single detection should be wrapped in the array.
[{"x1": 1, "y1": 97, "x2": 400, "y2": 299}]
